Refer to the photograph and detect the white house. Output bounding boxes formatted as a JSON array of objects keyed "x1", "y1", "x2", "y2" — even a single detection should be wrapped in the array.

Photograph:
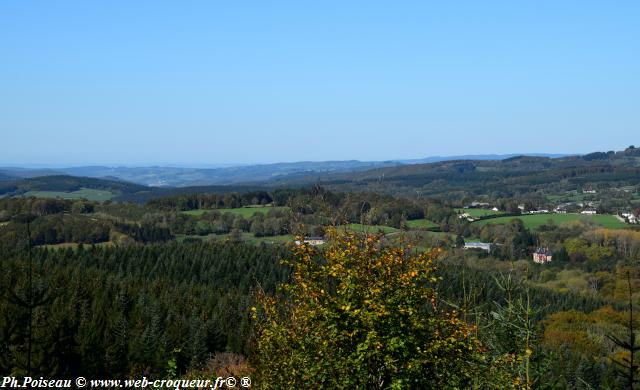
[{"x1": 581, "y1": 210, "x2": 597, "y2": 215}]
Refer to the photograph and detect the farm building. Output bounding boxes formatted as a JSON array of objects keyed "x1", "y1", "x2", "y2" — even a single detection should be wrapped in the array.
[
  {"x1": 529, "y1": 209, "x2": 549, "y2": 214},
  {"x1": 464, "y1": 242, "x2": 492, "y2": 252},
  {"x1": 533, "y1": 248, "x2": 553, "y2": 264},
  {"x1": 622, "y1": 213, "x2": 638, "y2": 224},
  {"x1": 581, "y1": 209, "x2": 597, "y2": 215},
  {"x1": 458, "y1": 212, "x2": 475, "y2": 222}
]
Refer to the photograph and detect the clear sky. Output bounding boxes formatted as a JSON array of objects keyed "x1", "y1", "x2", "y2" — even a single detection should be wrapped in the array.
[{"x1": 1, "y1": 1, "x2": 639, "y2": 166}]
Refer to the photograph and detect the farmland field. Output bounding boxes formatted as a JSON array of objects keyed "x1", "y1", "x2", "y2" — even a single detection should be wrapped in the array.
[
  {"x1": 472, "y1": 213, "x2": 627, "y2": 229},
  {"x1": 342, "y1": 224, "x2": 399, "y2": 234},
  {"x1": 23, "y1": 188, "x2": 116, "y2": 201},
  {"x1": 182, "y1": 205, "x2": 289, "y2": 217},
  {"x1": 454, "y1": 208, "x2": 504, "y2": 217},
  {"x1": 405, "y1": 219, "x2": 438, "y2": 229}
]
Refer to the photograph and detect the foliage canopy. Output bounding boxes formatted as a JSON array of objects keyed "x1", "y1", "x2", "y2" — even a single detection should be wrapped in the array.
[{"x1": 252, "y1": 230, "x2": 495, "y2": 389}]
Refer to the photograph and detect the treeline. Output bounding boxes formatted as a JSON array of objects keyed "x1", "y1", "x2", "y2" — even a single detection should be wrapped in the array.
[
  {"x1": 0, "y1": 214, "x2": 110, "y2": 246},
  {"x1": 168, "y1": 209, "x2": 291, "y2": 238},
  {"x1": 0, "y1": 241, "x2": 290, "y2": 377},
  {"x1": 0, "y1": 198, "x2": 174, "y2": 246},
  {"x1": 147, "y1": 191, "x2": 274, "y2": 210},
  {"x1": 0, "y1": 197, "x2": 74, "y2": 220}
]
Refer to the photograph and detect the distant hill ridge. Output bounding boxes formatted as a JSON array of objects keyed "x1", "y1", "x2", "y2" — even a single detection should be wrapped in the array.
[
  {"x1": 0, "y1": 175, "x2": 149, "y2": 198},
  {"x1": 0, "y1": 152, "x2": 571, "y2": 187},
  {"x1": 2, "y1": 147, "x2": 639, "y2": 202}
]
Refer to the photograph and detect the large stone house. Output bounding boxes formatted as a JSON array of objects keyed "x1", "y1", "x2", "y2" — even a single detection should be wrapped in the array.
[{"x1": 533, "y1": 248, "x2": 553, "y2": 264}]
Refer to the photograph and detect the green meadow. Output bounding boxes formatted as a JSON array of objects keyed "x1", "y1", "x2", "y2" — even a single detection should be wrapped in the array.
[
  {"x1": 342, "y1": 224, "x2": 399, "y2": 234},
  {"x1": 405, "y1": 219, "x2": 438, "y2": 229}
]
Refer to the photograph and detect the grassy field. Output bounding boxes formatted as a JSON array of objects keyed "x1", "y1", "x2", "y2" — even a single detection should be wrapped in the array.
[
  {"x1": 342, "y1": 224, "x2": 399, "y2": 234},
  {"x1": 473, "y1": 213, "x2": 627, "y2": 229},
  {"x1": 183, "y1": 206, "x2": 289, "y2": 217},
  {"x1": 23, "y1": 188, "x2": 115, "y2": 201},
  {"x1": 454, "y1": 208, "x2": 504, "y2": 217},
  {"x1": 405, "y1": 219, "x2": 438, "y2": 229}
]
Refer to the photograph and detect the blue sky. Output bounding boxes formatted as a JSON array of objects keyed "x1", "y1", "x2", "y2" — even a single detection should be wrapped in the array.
[{"x1": 1, "y1": 1, "x2": 639, "y2": 165}]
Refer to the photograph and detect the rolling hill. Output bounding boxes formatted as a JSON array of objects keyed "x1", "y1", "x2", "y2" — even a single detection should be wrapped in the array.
[
  {"x1": 0, "y1": 175, "x2": 150, "y2": 200},
  {"x1": 270, "y1": 148, "x2": 640, "y2": 199}
]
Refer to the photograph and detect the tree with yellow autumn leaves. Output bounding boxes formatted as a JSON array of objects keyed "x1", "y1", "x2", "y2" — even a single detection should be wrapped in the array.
[{"x1": 251, "y1": 229, "x2": 513, "y2": 389}]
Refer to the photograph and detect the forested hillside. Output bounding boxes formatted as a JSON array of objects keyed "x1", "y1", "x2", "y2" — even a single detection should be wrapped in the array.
[
  {"x1": 275, "y1": 146, "x2": 640, "y2": 200},
  {"x1": 0, "y1": 241, "x2": 289, "y2": 376},
  {"x1": 0, "y1": 175, "x2": 149, "y2": 199}
]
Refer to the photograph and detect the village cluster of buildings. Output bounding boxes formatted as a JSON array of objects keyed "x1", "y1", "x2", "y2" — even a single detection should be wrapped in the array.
[
  {"x1": 459, "y1": 203, "x2": 601, "y2": 221},
  {"x1": 462, "y1": 197, "x2": 640, "y2": 222},
  {"x1": 459, "y1": 192, "x2": 639, "y2": 264}
]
